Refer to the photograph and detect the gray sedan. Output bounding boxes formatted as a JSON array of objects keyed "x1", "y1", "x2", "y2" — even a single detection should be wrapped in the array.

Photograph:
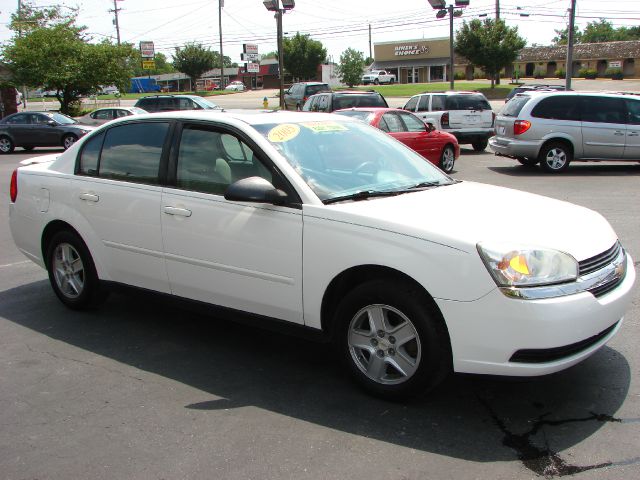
[
  {"x1": 75, "y1": 106, "x2": 147, "y2": 126},
  {"x1": 0, "y1": 111, "x2": 95, "y2": 153}
]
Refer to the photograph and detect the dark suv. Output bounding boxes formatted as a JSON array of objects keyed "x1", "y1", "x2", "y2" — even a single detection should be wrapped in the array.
[
  {"x1": 134, "y1": 95, "x2": 221, "y2": 113},
  {"x1": 302, "y1": 90, "x2": 388, "y2": 113},
  {"x1": 283, "y1": 82, "x2": 330, "y2": 111}
]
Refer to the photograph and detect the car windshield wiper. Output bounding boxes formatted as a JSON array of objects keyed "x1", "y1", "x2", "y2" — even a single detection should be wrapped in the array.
[{"x1": 324, "y1": 190, "x2": 401, "y2": 204}]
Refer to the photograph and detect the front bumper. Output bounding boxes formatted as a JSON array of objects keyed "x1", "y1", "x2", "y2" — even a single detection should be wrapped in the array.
[
  {"x1": 437, "y1": 253, "x2": 635, "y2": 376},
  {"x1": 489, "y1": 135, "x2": 542, "y2": 159}
]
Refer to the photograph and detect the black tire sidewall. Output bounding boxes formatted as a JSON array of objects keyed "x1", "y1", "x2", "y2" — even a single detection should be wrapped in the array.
[
  {"x1": 334, "y1": 279, "x2": 450, "y2": 399},
  {"x1": 0, "y1": 136, "x2": 14, "y2": 154},
  {"x1": 46, "y1": 230, "x2": 102, "y2": 310},
  {"x1": 472, "y1": 139, "x2": 488, "y2": 151},
  {"x1": 62, "y1": 134, "x2": 78, "y2": 150}
]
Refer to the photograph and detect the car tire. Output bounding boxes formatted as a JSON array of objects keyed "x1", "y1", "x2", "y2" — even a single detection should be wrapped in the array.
[
  {"x1": 62, "y1": 134, "x2": 78, "y2": 150},
  {"x1": 539, "y1": 141, "x2": 572, "y2": 173},
  {"x1": 439, "y1": 144, "x2": 456, "y2": 173},
  {"x1": 333, "y1": 279, "x2": 451, "y2": 399},
  {"x1": 517, "y1": 157, "x2": 539, "y2": 167},
  {"x1": 374, "y1": 79, "x2": 380, "y2": 85},
  {"x1": 46, "y1": 230, "x2": 107, "y2": 310},
  {"x1": 472, "y1": 139, "x2": 488, "y2": 151},
  {"x1": 296, "y1": 104, "x2": 302, "y2": 112},
  {"x1": 0, "y1": 135, "x2": 15, "y2": 154}
]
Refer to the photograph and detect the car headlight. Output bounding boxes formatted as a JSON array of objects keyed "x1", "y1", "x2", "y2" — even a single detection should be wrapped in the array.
[{"x1": 477, "y1": 242, "x2": 578, "y2": 288}]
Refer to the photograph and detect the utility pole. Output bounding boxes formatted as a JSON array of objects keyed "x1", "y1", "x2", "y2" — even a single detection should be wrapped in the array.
[
  {"x1": 110, "y1": 0, "x2": 121, "y2": 45},
  {"x1": 17, "y1": 0, "x2": 27, "y2": 110},
  {"x1": 219, "y1": 0, "x2": 225, "y2": 89},
  {"x1": 449, "y1": 5, "x2": 454, "y2": 90},
  {"x1": 369, "y1": 23, "x2": 372, "y2": 60},
  {"x1": 565, "y1": 0, "x2": 577, "y2": 90},
  {"x1": 495, "y1": 0, "x2": 499, "y2": 19},
  {"x1": 277, "y1": 7, "x2": 284, "y2": 108}
]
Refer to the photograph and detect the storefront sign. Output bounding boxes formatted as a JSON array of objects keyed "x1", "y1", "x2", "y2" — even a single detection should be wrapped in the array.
[
  {"x1": 394, "y1": 45, "x2": 430, "y2": 56},
  {"x1": 609, "y1": 61, "x2": 622, "y2": 68},
  {"x1": 246, "y1": 62, "x2": 260, "y2": 73},
  {"x1": 142, "y1": 60, "x2": 156, "y2": 70},
  {"x1": 140, "y1": 41, "x2": 155, "y2": 59},
  {"x1": 243, "y1": 44, "x2": 259, "y2": 54}
]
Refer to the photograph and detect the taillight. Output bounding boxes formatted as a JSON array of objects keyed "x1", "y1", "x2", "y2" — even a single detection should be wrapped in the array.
[
  {"x1": 513, "y1": 120, "x2": 531, "y2": 135},
  {"x1": 441, "y1": 112, "x2": 449, "y2": 128},
  {"x1": 10, "y1": 169, "x2": 17, "y2": 203}
]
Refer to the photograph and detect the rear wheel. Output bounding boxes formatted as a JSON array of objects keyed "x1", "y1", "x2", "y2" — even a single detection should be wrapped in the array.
[
  {"x1": 472, "y1": 139, "x2": 488, "y2": 151},
  {"x1": 517, "y1": 157, "x2": 539, "y2": 167},
  {"x1": 46, "y1": 230, "x2": 107, "y2": 310},
  {"x1": 439, "y1": 144, "x2": 456, "y2": 173},
  {"x1": 334, "y1": 279, "x2": 451, "y2": 399},
  {"x1": 62, "y1": 134, "x2": 78, "y2": 150},
  {"x1": 0, "y1": 136, "x2": 14, "y2": 154},
  {"x1": 539, "y1": 141, "x2": 572, "y2": 173},
  {"x1": 374, "y1": 79, "x2": 380, "y2": 85}
]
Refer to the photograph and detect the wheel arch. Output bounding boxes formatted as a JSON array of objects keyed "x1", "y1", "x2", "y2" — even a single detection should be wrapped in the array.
[
  {"x1": 320, "y1": 264, "x2": 449, "y2": 342},
  {"x1": 41, "y1": 220, "x2": 83, "y2": 262},
  {"x1": 538, "y1": 136, "x2": 575, "y2": 158}
]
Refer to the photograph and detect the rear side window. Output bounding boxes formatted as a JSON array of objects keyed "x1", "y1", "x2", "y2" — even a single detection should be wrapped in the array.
[
  {"x1": 78, "y1": 132, "x2": 105, "y2": 176},
  {"x1": 445, "y1": 94, "x2": 491, "y2": 110},
  {"x1": 502, "y1": 95, "x2": 531, "y2": 117},
  {"x1": 531, "y1": 96, "x2": 581, "y2": 121},
  {"x1": 98, "y1": 122, "x2": 169, "y2": 184},
  {"x1": 417, "y1": 96, "x2": 430, "y2": 112},
  {"x1": 626, "y1": 99, "x2": 640, "y2": 125},
  {"x1": 431, "y1": 95, "x2": 446, "y2": 111},
  {"x1": 581, "y1": 96, "x2": 627, "y2": 124},
  {"x1": 403, "y1": 96, "x2": 419, "y2": 111},
  {"x1": 306, "y1": 84, "x2": 329, "y2": 96}
]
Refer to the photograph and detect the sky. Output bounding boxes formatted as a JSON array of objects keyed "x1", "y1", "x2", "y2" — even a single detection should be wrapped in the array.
[{"x1": 1, "y1": 0, "x2": 639, "y2": 64}]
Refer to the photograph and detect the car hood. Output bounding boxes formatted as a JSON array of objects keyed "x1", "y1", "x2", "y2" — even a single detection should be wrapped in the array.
[{"x1": 308, "y1": 181, "x2": 617, "y2": 261}]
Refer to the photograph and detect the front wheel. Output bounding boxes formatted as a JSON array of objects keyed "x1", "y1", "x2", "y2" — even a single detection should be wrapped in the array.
[
  {"x1": 62, "y1": 134, "x2": 78, "y2": 150},
  {"x1": 0, "y1": 136, "x2": 15, "y2": 154},
  {"x1": 334, "y1": 279, "x2": 451, "y2": 399},
  {"x1": 439, "y1": 144, "x2": 455, "y2": 173},
  {"x1": 374, "y1": 79, "x2": 379, "y2": 85},
  {"x1": 46, "y1": 230, "x2": 107, "y2": 310},
  {"x1": 539, "y1": 141, "x2": 572, "y2": 173},
  {"x1": 472, "y1": 139, "x2": 488, "y2": 151}
]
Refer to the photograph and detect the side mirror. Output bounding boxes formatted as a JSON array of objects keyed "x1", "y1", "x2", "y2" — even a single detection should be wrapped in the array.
[
  {"x1": 224, "y1": 176, "x2": 288, "y2": 205},
  {"x1": 47, "y1": 120, "x2": 56, "y2": 126},
  {"x1": 426, "y1": 122, "x2": 436, "y2": 132}
]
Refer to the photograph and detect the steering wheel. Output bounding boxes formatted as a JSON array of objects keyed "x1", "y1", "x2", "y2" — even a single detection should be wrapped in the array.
[{"x1": 353, "y1": 161, "x2": 380, "y2": 176}]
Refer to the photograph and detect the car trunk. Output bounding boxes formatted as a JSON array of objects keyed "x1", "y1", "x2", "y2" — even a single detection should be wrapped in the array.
[
  {"x1": 445, "y1": 94, "x2": 493, "y2": 129},
  {"x1": 494, "y1": 95, "x2": 532, "y2": 138}
]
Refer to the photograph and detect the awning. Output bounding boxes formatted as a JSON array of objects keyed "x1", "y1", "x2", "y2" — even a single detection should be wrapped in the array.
[{"x1": 372, "y1": 58, "x2": 450, "y2": 69}]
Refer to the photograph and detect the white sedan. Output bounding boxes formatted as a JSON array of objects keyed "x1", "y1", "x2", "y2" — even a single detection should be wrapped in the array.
[
  {"x1": 74, "y1": 107, "x2": 147, "y2": 126},
  {"x1": 9, "y1": 111, "x2": 635, "y2": 399},
  {"x1": 226, "y1": 81, "x2": 246, "y2": 91}
]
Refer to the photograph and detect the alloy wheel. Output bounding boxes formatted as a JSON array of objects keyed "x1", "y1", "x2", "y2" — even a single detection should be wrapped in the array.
[
  {"x1": 545, "y1": 147, "x2": 567, "y2": 170},
  {"x1": 52, "y1": 243, "x2": 85, "y2": 299},
  {"x1": 441, "y1": 146, "x2": 455, "y2": 173},
  {"x1": 0, "y1": 138, "x2": 12, "y2": 153}
]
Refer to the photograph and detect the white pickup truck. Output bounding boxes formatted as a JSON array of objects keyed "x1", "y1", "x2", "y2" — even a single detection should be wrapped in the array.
[{"x1": 361, "y1": 70, "x2": 396, "y2": 85}]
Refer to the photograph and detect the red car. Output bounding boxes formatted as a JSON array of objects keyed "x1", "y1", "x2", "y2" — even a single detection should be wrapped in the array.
[{"x1": 334, "y1": 107, "x2": 460, "y2": 173}]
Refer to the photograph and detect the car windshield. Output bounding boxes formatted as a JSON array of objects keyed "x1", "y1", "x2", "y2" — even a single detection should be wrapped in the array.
[
  {"x1": 254, "y1": 120, "x2": 453, "y2": 203},
  {"x1": 445, "y1": 94, "x2": 491, "y2": 110},
  {"x1": 48, "y1": 113, "x2": 77, "y2": 124},
  {"x1": 333, "y1": 110, "x2": 375, "y2": 122},
  {"x1": 334, "y1": 95, "x2": 386, "y2": 110},
  {"x1": 192, "y1": 96, "x2": 220, "y2": 109}
]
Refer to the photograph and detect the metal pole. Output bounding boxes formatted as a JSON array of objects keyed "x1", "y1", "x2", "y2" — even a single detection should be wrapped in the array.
[
  {"x1": 565, "y1": 0, "x2": 576, "y2": 90},
  {"x1": 112, "y1": 0, "x2": 121, "y2": 45},
  {"x1": 369, "y1": 23, "x2": 372, "y2": 60},
  {"x1": 449, "y1": 5, "x2": 454, "y2": 90},
  {"x1": 17, "y1": 0, "x2": 27, "y2": 110},
  {"x1": 496, "y1": 0, "x2": 500, "y2": 19},
  {"x1": 219, "y1": 0, "x2": 225, "y2": 89},
  {"x1": 277, "y1": 7, "x2": 285, "y2": 109}
]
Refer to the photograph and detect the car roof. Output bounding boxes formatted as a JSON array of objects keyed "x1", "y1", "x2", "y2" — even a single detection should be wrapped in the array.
[
  {"x1": 413, "y1": 91, "x2": 487, "y2": 97},
  {"x1": 334, "y1": 107, "x2": 397, "y2": 113}
]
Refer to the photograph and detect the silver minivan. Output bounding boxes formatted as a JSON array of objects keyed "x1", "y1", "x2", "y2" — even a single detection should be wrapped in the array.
[{"x1": 490, "y1": 91, "x2": 640, "y2": 172}]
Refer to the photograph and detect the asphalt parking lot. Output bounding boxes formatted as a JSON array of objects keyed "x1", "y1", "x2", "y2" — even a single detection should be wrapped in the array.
[{"x1": 1, "y1": 144, "x2": 639, "y2": 479}]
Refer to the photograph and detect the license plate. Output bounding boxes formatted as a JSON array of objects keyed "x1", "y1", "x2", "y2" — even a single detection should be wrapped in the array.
[
  {"x1": 465, "y1": 116, "x2": 479, "y2": 123},
  {"x1": 498, "y1": 126, "x2": 506, "y2": 135}
]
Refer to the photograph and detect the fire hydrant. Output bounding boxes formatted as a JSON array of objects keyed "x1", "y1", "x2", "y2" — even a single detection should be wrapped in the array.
[{"x1": 263, "y1": 96, "x2": 269, "y2": 109}]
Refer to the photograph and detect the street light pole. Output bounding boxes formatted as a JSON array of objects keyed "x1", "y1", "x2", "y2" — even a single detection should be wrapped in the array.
[
  {"x1": 565, "y1": 0, "x2": 577, "y2": 90},
  {"x1": 219, "y1": 0, "x2": 225, "y2": 90},
  {"x1": 277, "y1": 7, "x2": 284, "y2": 108},
  {"x1": 429, "y1": 1, "x2": 468, "y2": 91},
  {"x1": 449, "y1": 5, "x2": 454, "y2": 90}
]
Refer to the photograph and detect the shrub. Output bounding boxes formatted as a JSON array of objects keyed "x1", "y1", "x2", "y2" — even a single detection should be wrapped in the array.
[
  {"x1": 473, "y1": 71, "x2": 484, "y2": 79},
  {"x1": 533, "y1": 69, "x2": 545, "y2": 79},
  {"x1": 454, "y1": 71, "x2": 466, "y2": 80},
  {"x1": 578, "y1": 68, "x2": 597, "y2": 79},
  {"x1": 555, "y1": 68, "x2": 565, "y2": 78},
  {"x1": 605, "y1": 68, "x2": 624, "y2": 80}
]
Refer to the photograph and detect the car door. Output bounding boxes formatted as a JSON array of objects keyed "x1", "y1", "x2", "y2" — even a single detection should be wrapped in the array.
[
  {"x1": 3, "y1": 113, "x2": 31, "y2": 145},
  {"x1": 378, "y1": 112, "x2": 414, "y2": 146},
  {"x1": 624, "y1": 98, "x2": 640, "y2": 159},
  {"x1": 580, "y1": 96, "x2": 627, "y2": 159},
  {"x1": 30, "y1": 113, "x2": 61, "y2": 146},
  {"x1": 72, "y1": 121, "x2": 172, "y2": 293},
  {"x1": 160, "y1": 122, "x2": 304, "y2": 324},
  {"x1": 396, "y1": 111, "x2": 440, "y2": 161}
]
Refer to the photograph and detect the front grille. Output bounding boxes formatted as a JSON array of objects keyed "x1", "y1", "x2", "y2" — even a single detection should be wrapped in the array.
[
  {"x1": 509, "y1": 321, "x2": 619, "y2": 363},
  {"x1": 588, "y1": 274, "x2": 626, "y2": 298},
  {"x1": 578, "y1": 242, "x2": 621, "y2": 276}
]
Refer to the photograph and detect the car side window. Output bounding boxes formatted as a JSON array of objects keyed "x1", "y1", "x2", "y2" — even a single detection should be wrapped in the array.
[
  {"x1": 381, "y1": 113, "x2": 406, "y2": 133},
  {"x1": 99, "y1": 122, "x2": 169, "y2": 184},
  {"x1": 398, "y1": 112, "x2": 427, "y2": 133},
  {"x1": 417, "y1": 95, "x2": 430, "y2": 112},
  {"x1": 31, "y1": 114, "x2": 51, "y2": 124},
  {"x1": 531, "y1": 96, "x2": 581, "y2": 121},
  {"x1": 626, "y1": 99, "x2": 640, "y2": 125},
  {"x1": 377, "y1": 116, "x2": 390, "y2": 132},
  {"x1": 431, "y1": 95, "x2": 446, "y2": 111},
  {"x1": 78, "y1": 131, "x2": 105, "y2": 176},
  {"x1": 94, "y1": 110, "x2": 112, "y2": 120},
  {"x1": 403, "y1": 96, "x2": 419, "y2": 112},
  {"x1": 580, "y1": 96, "x2": 627, "y2": 124},
  {"x1": 318, "y1": 95, "x2": 329, "y2": 112},
  {"x1": 6, "y1": 114, "x2": 29, "y2": 124},
  {"x1": 176, "y1": 126, "x2": 271, "y2": 195}
]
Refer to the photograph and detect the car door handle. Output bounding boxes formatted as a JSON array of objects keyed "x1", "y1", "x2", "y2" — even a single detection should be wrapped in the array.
[
  {"x1": 79, "y1": 192, "x2": 99, "y2": 202},
  {"x1": 613, "y1": 131, "x2": 625, "y2": 136},
  {"x1": 163, "y1": 206, "x2": 192, "y2": 217},
  {"x1": 628, "y1": 132, "x2": 639, "y2": 137}
]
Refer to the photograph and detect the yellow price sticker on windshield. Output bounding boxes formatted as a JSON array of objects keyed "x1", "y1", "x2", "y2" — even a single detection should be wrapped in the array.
[
  {"x1": 268, "y1": 124, "x2": 300, "y2": 142},
  {"x1": 301, "y1": 121, "x2": 348, "y2": 133}
]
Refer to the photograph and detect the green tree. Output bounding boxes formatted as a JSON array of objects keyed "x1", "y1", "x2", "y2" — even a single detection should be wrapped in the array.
[
  {"x1": 172, "y1": 43, "x2": 217, "y2": 87},
  {"x1": 282, "y1": 33, "x2": 327, "y2": 80},
  {"x1": 129, "y1": 51, "x2": 176, "y2": 77},
  {"x1": 2, "y1": 3, "x2": 135, "y2": 114},
  {"x1": 338, "y1": 48, "x2": 365, "y2": 87},
  {"x1": 581, "y1": 19, "x2": 621, "y2": 43},
  {"x1": 455, "y1": 19, "x2": 526, "y2": 88},
  {"x1": 552, "y1": 26, "x2": 582, "y2": 45},
  {"x1": 260, "y1": 51, "x2": 278, "y2": 60}
]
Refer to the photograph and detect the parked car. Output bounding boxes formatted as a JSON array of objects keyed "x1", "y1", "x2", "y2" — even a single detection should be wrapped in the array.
[
  {"x1": 303, "y1": 90, "x2": 388, "y2": 113},
  {"x1": 9, "y1": 111, "x2": 635, "y2": 399},
  {"x1": 99, "y1": 86, "x2": 120, "y2": 96},
  {"x1": 361, "y1": 70, "x2": 396, "y2": 85},
  {"x1": 0, "y1": 111, "x2": 95, "y2": 153},
  {"x1": 402, "y1": 91, "x2": 494, "y2": 151},
  {"x1": 283, "y1": 82, "x2": 330, "y2": 110},
  {"x1": 226, "y1": 81, "x2": 246, "y2": 92},
  {"x1": 75, "y1": 107, "x2": 147, "y2": 126},
  {"x1": 134, "y1": 95, "x2": 221, "y2": 113},
  {"x1": 504, "y1": 84, "x2": 568, "y2": 103},
  {"x1": 335, "y1": 107, "x2": 459, "y2": 173},
  {"x1": 490, "y1": 91, "x2": 640, "y2": 173}
]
